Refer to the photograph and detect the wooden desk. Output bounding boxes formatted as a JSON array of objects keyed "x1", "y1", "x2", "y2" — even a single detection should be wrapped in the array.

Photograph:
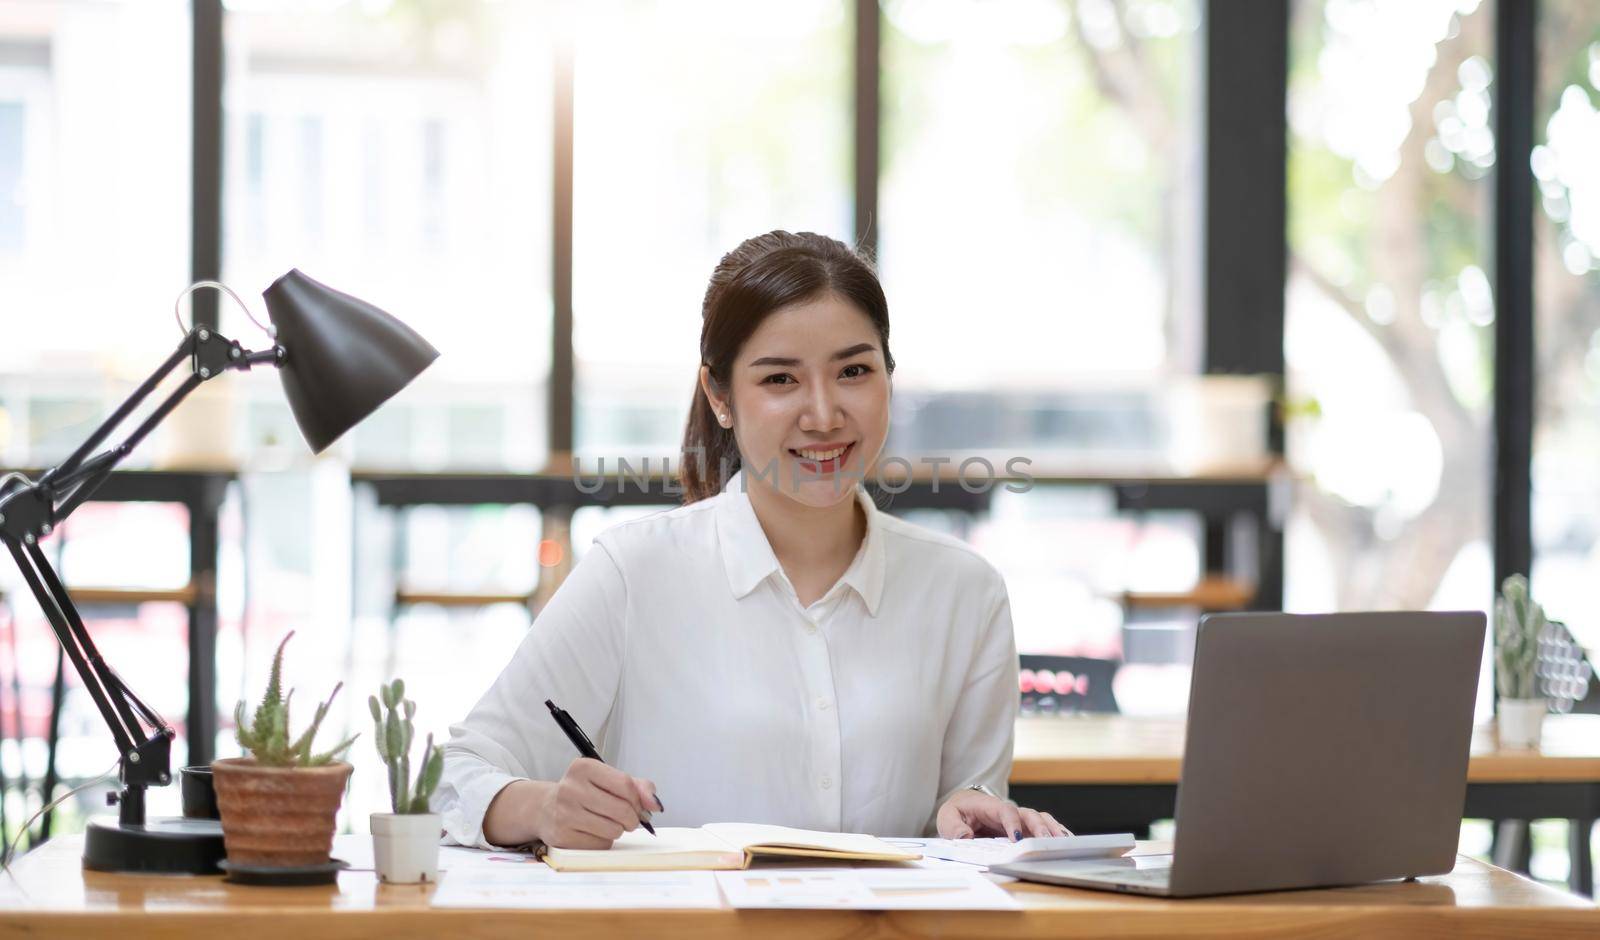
[
  {"x1": 1010, "y1": 714, "x2": 1600, "y2": 896},
  {"x1": 1, "y1": 835, "x2": 1593, "y2": 939}
]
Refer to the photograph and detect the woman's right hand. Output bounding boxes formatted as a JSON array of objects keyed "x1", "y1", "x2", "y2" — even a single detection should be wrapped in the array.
[{"x1": 530, "y1": 757, "x2": 662, "y2": 849}]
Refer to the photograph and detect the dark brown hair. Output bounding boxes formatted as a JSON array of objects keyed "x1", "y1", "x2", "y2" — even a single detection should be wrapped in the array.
[{"x1": 679, "y1": 230, "x2": 894, "y2": 503}]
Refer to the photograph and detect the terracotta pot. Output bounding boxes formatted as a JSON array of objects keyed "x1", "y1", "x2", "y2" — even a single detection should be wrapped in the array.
[{"x1": 211, "y1": 757, "x2": 352, "y2": 867}]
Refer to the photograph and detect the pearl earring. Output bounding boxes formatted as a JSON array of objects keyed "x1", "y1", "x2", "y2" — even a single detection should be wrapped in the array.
[{"x1": 719, "y1": 413, "x2": 728, "y2": 425}]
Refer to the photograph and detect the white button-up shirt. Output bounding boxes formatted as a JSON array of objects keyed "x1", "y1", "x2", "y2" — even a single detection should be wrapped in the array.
[{"x1": 437, "y1": 473, "x2": 1018, "y2": 847}]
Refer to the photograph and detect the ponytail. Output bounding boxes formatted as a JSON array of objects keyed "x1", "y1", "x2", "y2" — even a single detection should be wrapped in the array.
[{"x1": 679, "y1": 375, "x2": 739, "y2": 502}]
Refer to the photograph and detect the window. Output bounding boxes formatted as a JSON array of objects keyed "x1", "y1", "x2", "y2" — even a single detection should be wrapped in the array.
[
  {"x1": 223, "y1": 0, "x2": 553, "y2": 471},
  {"x1": 1530, "y1": 1, "x2": 1600, "y2": 657},
  {"x1": 0, "y1": 98, "x2": 24, "y2": 253},
  {"x1": 878, "y1": 0, "x2": 1203, "y2": 713},
  {"x1": 219, "y1": 1, "x2": 556, "y2": 827},
  {"x1": 0, "y1": 1, "x2": 191, "y2": 462},
  {"x1": 0, "y1": 0, "x2": 194, "y2": 826},
  {"x1": 571, "y1": 0, "x2": 852, "y2": 462},
  {"x1": 1285, "y1": 0, "x2": 1494, "y2": 642},
  {"x1": 879, "y1": 0, "x2": 1202, "y2": 459}
]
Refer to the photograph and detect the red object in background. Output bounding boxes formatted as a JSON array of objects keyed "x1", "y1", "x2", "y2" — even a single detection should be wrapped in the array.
[
  {"x1": 1019, "y1": 668, "x2": 1091, "y2": 700},
  {"x1": 1055, "y1": 670, "x2": 1088, "y2": 696}
]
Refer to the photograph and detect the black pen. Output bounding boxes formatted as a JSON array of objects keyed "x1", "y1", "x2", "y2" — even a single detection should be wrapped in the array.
[{"x1": 545, "y1": 698, "x2": 658, "y2": 836}]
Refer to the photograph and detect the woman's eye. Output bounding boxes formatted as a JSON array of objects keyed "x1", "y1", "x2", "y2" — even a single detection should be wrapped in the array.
[
  {"x1": 762, "y1": 373, "x2": 796, "y2": 386},
  {"x1": 840, "y1": 363, "x2": 872, "y2": 379}
]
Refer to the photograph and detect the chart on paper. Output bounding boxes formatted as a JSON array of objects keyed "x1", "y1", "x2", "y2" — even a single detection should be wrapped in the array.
[
  {"x1": 431, "y1": 868, "x2": 724, "y2": 909},
  {"x1": 714, "y1": 868, "x2": 1021, "y2": 910}
]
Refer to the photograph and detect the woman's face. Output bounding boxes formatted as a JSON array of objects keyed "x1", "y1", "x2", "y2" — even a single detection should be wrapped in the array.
[{"x1": 705, "y1": 292, "x2": 890, "y2": 509}]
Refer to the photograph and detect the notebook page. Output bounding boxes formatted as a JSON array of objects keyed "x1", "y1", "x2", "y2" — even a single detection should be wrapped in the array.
[
  {"x1": 702, "y1": 823, "x2": 918, "y2": 860},
  {"x1": 542, "y1": 827, "x2": 744, "y2": 871}
]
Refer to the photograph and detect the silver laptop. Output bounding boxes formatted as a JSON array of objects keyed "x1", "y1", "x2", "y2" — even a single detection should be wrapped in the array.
[{"x1": 995, "y1": 611, "x2": 1485, "y2": 897}]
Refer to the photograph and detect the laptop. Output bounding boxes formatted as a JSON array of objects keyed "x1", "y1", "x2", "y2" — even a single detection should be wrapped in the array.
[{"x1": 994, "y1": 611, "x2": 1486, "y2": 898}]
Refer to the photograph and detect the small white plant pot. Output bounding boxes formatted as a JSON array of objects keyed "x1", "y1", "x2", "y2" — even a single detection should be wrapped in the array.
[
  {"x1": 371, "y1": 812, "x2": 442, "y2": 884},
  {"x1": 1497, "y1": 698, "x2": 1547, "y2": 750}
]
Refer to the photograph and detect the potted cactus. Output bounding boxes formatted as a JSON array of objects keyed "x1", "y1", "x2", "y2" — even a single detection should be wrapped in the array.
[
  {"x1": 1495, "y1": 575, "x2": 1549, "y2": 749},
  {"x1": 211, "y1": 632, "x2": 358, "y2": 878},
  {"x1": 369, "y1": 678, "x2": 444, "y2": 884}
]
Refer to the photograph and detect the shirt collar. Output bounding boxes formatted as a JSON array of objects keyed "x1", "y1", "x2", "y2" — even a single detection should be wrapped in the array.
[{"x1": 714, "y1": 470, "x2": 886, "y2": 616}]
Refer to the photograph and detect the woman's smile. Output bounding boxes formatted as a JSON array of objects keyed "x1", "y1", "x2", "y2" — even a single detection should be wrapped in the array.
[{"x1": 789, "y1": 441, "x2": 855, "y2": 474}]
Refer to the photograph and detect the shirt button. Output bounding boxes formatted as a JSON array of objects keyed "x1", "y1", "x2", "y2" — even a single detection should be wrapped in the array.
[
  {"x1": 820, "y1": 775, "x2": 832, "y2": 789},
  {"x1": 803, "y1": 621, "x2": 818, "y2": 635},
  {"x1": 816, "y1": 697, "x2": 831, "y2": 711}
]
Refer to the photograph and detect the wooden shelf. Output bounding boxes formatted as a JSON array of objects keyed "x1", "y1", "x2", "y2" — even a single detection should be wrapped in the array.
[
  {"x1": 393, "y1": 590, "x2": 533, "y2": 609},
  {"x1": 1122, "y1": 576, "x2": 1255, "y2": 612},
  {"x1": 70, "y1": 585, "x2": 198, "y2": 606}
]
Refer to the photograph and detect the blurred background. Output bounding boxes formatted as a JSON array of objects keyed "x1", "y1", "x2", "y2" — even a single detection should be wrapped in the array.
[{"x1": 0, "y1": 0, "x2": 1597, "y2": 889}]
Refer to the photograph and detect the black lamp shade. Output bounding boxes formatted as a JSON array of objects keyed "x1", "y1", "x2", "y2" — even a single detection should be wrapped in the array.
[{"x1": 262, "y1": 269, "x2": 439, "y2": 454}]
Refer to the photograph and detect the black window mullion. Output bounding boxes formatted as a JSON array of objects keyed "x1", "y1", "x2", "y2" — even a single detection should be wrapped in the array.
[
  {"x1": 185, "y1": 0, "x2": 224, "y2": 767},
  {"x1": 1202, "y1": 0, "x2": 1288, "y2": 388},
  {"x1": 1492, "y1": 0, "x2": 1536, "y2": 589},
  {"x1": 1203, "y1": 0, "x2": 1288, "y2": 610},
  {"x1": 551, "y1": 39, "x2": 575, "y2": 458},
  {"x1": 191, "y1": 0, "x2": 222, "y2": 332},
  {"x1": 853, "y1": 0, "x2": 879, "y2": 256}
]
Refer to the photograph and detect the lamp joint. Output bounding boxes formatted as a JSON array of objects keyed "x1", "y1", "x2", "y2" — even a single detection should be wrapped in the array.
[{"x1": 192, "y1": 327, "x2": 239, "y2": 380}]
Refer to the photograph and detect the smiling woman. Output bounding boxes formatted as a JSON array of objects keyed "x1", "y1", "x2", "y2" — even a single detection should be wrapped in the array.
[{"x1": 438, "y1": 230, "x2": 1070, "y2": 850}]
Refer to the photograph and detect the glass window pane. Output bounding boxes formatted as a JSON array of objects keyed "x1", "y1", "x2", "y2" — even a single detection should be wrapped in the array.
[
  {"x1": 879, "y1": 0, "x2": 1202, "y2": 459},
  {"x1": 0, "y1": 0, "x2": 193, "y2": 824},
  {"x1": 1285, "y1": 0, "x2": 1494, "y2": 712},
  {"x1": 0, "y1": 0, "x2": 191, "y2": 464},
  {"x1": 223, "y1": 0, "x2": 552, "y2": 470},
  {"x1": 572, "y1": 0, "x2": 852, "y2": 461},
  {"x1": 878, "y1": 1, "x2": 1202, "y2": 715},
  {"x1": 1531, "y1": 1, "x2": 1600, "y2": 654}
]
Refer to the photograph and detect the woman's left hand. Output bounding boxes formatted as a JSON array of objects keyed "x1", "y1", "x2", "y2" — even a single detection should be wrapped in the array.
[{"x1": 936, "y1": 789, "x2": 1071, "y2": 840}]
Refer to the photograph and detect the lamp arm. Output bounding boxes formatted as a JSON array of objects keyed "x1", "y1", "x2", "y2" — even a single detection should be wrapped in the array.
[
  {"x1": 18, "y1": 329, "x2": 285, "y2": 529},
  {"x1": 37, "y1": 334, "x2": 195, "y2": 490},
  {"x1": 0, "y1": 326, "x2": 283, "y2": 828},
  {"x1": 49, "y1": 373, "x2": 204, "y2": 524},
  {"x1": 4, "y1": 539, "x2": 154, "y2": 761}
]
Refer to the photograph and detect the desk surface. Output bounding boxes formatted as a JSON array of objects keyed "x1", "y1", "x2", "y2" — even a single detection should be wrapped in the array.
[
  {"x1": 1011, "y1": 713, "x2": 1600, "y2": 785},
  {"x1": 0, "y1": 835, "x2": 1592, "y2": 939}
]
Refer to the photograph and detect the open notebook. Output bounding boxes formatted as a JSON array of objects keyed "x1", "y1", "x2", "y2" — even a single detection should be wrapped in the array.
[{"x1": 539, "y1": 823, "x2": 921, "y2": 872}]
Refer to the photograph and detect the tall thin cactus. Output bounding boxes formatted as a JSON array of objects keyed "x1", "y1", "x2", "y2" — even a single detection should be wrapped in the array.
[
  {"x1": 233, "y1": 632, "x2": 358, "y2": 767},
  {"x1": 1495, "y1": 575, "x2": 1548, "y2": 700},
  {"x1": 370, "y1": 678, "x2": 444, "y2": 814},
  {"x1": 1491, "y1": 572, "x2": 1542, "y2": 697}
]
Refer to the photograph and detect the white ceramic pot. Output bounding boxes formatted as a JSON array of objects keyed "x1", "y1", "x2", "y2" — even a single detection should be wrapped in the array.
[
  {"x1": 370, "y1": 812, "x2": 442, "y2": 884},
  {"x1": 1497, "y1": 698, "x2": 1547, "y2": 750}
]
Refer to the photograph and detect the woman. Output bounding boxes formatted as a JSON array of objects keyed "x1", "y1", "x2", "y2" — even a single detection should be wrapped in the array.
[{"x1": 438, "y1": 231, "x2": 1069, "y2": 849}]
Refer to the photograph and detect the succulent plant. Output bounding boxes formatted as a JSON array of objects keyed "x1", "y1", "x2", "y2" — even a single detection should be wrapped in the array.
[
  {"x1": 370, "y1": 678, "x2": 444, "y2": 814},
  {"x1": 1495, "y1": 575, "x2": 1548, "y2": 701},
  {"x1": 233, "y1": 631, "x2": 358, "y2": 767}
]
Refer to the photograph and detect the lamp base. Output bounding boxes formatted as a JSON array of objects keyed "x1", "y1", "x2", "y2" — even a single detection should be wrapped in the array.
[{"x1": 82, "y1": 815, "x2": 226, "y2": 875}]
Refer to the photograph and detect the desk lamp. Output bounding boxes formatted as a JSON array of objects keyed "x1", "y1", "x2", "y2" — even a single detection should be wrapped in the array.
[{"x1": 0, "y1": 270, "x2": 437, "y2": 873}]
